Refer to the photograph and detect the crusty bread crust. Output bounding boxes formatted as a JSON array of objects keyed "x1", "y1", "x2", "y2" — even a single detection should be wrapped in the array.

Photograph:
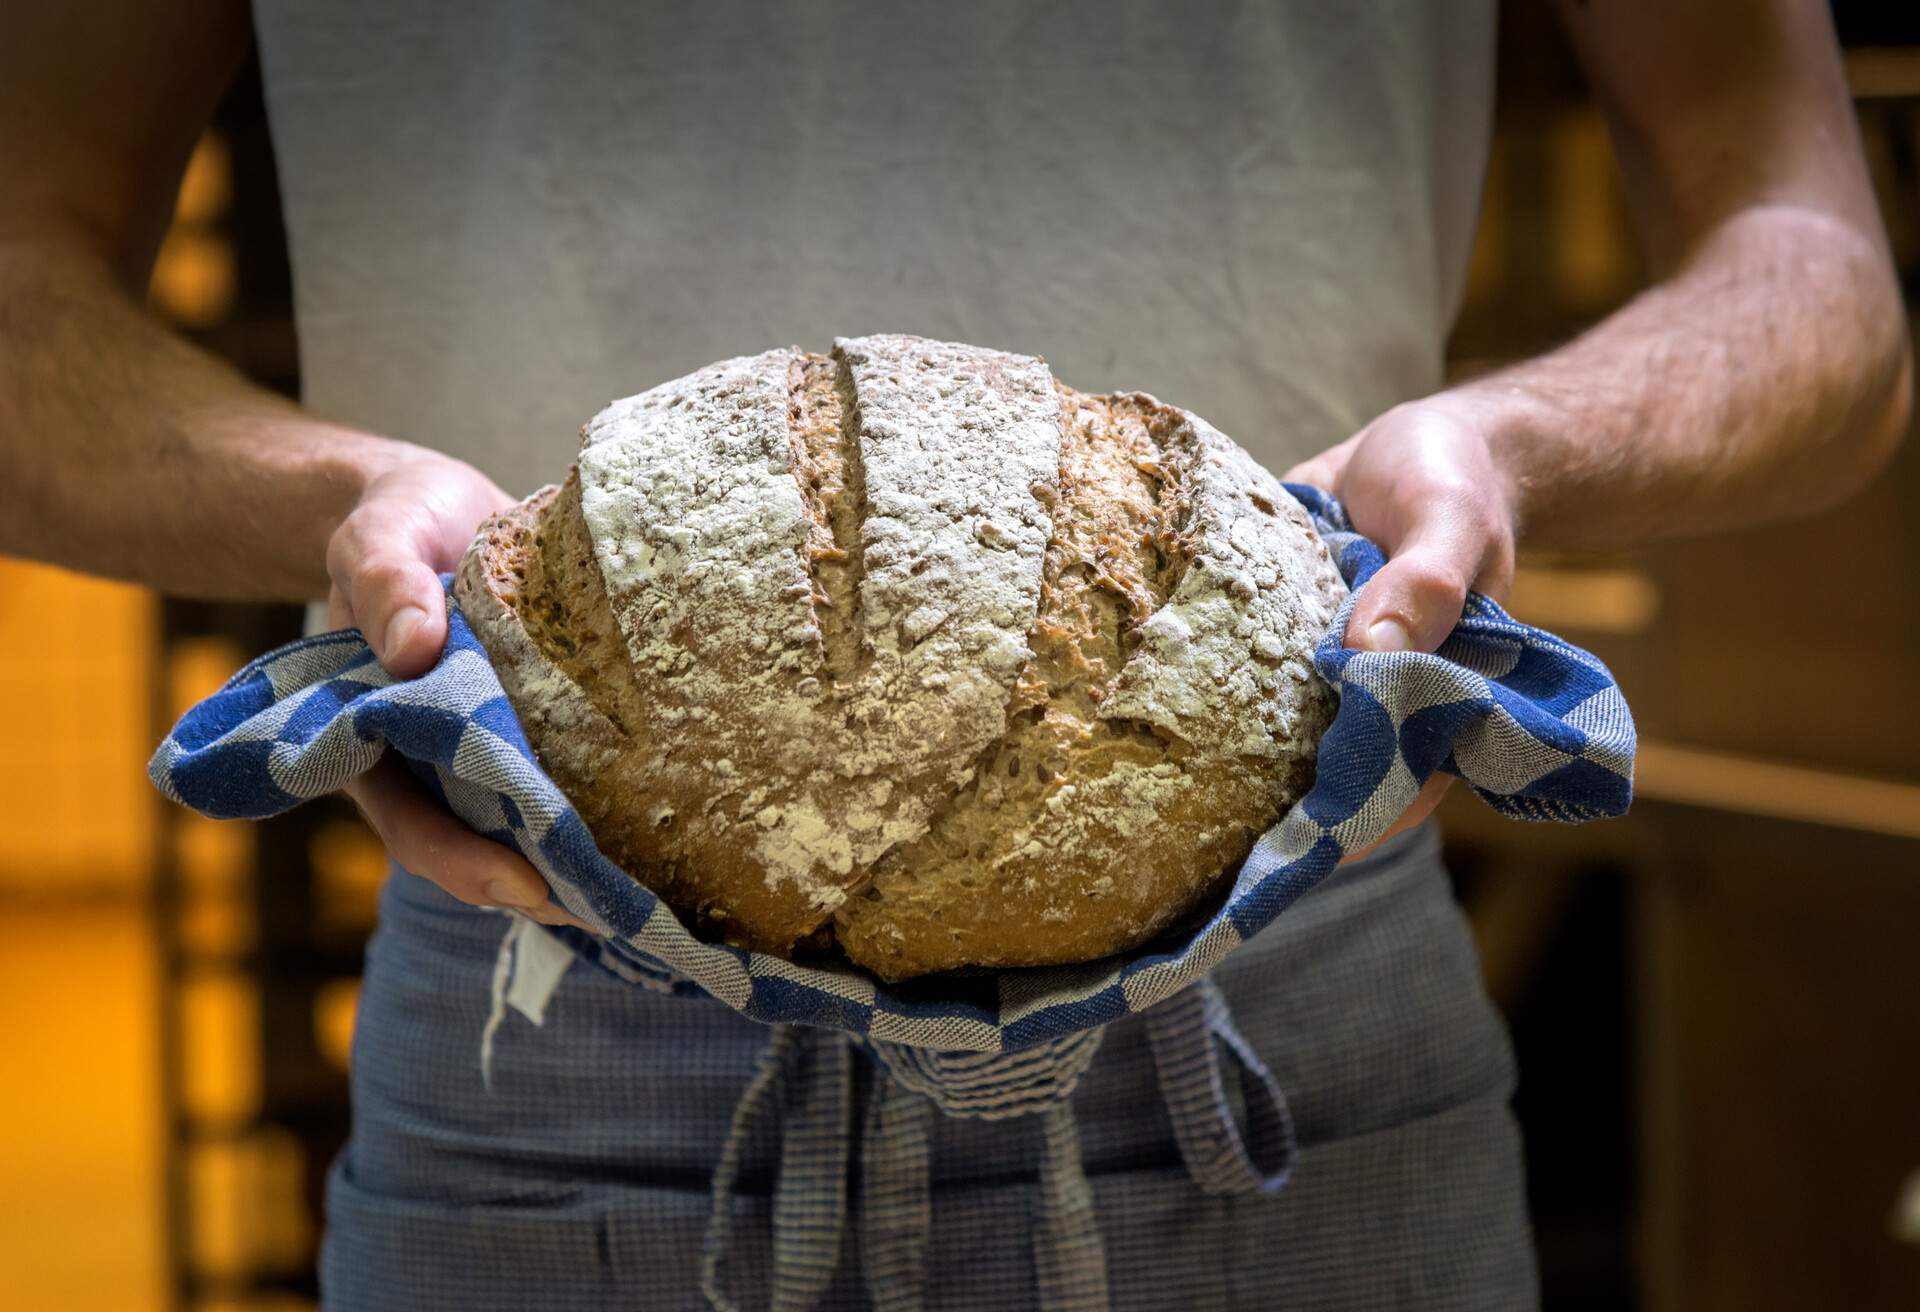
[{"x1": 455, "y1": 335, "x2": 1345, "y2": 978}]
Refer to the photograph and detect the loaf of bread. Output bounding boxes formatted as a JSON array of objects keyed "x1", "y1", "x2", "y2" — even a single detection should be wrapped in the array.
[{"x1": 455, "y1": 335, "x2": 1346, "y2": 980}]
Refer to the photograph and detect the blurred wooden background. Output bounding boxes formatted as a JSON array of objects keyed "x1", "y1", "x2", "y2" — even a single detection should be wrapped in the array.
[
  {"x1": 1442, "y1": 7, "x2": 1920, "y2": 1310},
  {"x1": 1, "y1": 7, "x2": 1917, "y2": 1311}
]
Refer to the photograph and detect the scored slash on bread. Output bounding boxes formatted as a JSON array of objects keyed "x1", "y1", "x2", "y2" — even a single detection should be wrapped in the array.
[{"x1": 457, "y1": 334, "x2": 1345, "y2": 981}]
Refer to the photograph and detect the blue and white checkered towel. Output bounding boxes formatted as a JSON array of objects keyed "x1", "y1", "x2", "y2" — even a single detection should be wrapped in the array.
[
  {"x1": 151, "y1": 482, "x2": 1634, "y2": 1049},
  {"x1": 150, "y1": 485, "x2": 1634, "y2": 1310}
]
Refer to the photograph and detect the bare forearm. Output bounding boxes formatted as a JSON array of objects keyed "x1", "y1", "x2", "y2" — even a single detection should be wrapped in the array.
[
  {"x1": 1456, "y1": 206, "x2": 1909, "y2": 551},
  {"x1": 0, "y1": 241, "x2": 415, "y2": 599}
]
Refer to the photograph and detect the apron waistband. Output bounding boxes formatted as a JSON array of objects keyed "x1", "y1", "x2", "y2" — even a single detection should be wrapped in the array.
[{"x1": 480, "y1": 917, "x2": 1296, "y2": 1311}]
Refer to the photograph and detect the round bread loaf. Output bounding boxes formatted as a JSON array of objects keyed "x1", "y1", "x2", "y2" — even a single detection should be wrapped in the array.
[{"x1": 455, "y1": 335, "x2": 1346, "y2": 980}]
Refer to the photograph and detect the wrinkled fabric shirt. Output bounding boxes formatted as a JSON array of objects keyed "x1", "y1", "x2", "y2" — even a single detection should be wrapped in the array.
[{"x1": 253, "y1": 0, "x2": 1494, "y2": 498}]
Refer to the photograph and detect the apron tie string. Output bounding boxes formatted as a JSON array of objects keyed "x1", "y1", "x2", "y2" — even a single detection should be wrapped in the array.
[
  {"x1": 685, "y1": 978, "x2": 1295, "y2": 1311},
  {"x1": 1031, "y1": 1100, "x2": 1113, "y2": 1311},
  {"x1": 701, "y1": 1026, "x2": 855, "y2": 1312},
  {"x1": 1143, "y1": 977, "x2": 1297, "y2": 1195},
  {"x1": 859, "y1": 1067, "x2": 933, "y2": 1312}
]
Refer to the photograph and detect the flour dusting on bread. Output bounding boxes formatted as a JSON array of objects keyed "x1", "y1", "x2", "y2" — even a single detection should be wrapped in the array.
[{"x1": 456, "y1": 334, "x2": 1345, "y2": 977}]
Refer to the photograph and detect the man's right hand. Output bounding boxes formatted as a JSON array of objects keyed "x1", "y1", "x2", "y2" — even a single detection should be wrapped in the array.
[
  {"x1": 0, "y1": 3, "x2": 594, "y2": 928},
  {"x1": 326, "y1": 454, "x2": 589, "y2": 929}
]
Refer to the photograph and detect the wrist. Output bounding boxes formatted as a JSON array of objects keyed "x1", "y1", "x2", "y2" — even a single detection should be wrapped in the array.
[
  {"x1": 330, "y1": 429, "x2": 433, "y2": 498},
  {"x1": 267, "y1": 423, "x2": 428, "y2": 597},
  {"x1": 1424, "y1": 377, "x2": 1552, "y2": 545}
]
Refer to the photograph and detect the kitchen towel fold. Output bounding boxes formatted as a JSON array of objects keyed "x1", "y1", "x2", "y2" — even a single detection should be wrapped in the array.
[
  {"x1": 150, "y1": 484, "x2": 1633, "y2": 1310},
  {"x1": 150, "y1": 482, "x2": 1634, "y2": 1059}
]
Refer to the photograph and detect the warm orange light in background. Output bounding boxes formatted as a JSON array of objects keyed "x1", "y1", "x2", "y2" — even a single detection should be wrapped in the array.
[
  {"x1": 313, "y1": 980, "x2": 361, "y2": 1075},
  {"x1": 1506, "y1": 563, "x2": 1660, "y2": 636},
  {"x1": 308, "y1": 819, "x2": 388, "y2": 940},
  {"x1": 187, "y1": 1127, "x2": 313, "y2": 1289},
  {"x1": 150, "y1": 134, "x2": 237, "y2": 329},
  {"x1": 0, "y1": 560, "x2": 158, "y2": 895},
  {"x1": 0, "y1": 914, "x2": 167, "y2": 1311},
  {"x1": 1550, "y1": 110, "x2": 1635, "y2": 310},
  {"x1": 0, "y1": 127, "x2": 257, "y2": 1312},
  {"x1": 0, "y1": 554, "x2": 196, "y2": 1312}
]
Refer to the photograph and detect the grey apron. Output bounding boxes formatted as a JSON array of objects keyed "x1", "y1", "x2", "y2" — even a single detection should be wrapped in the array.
[
  {"x1": 243, "y1": 6, "x2": 1519, "y2": 1303},
  {"x1": 320, "y1": 821, "x2": 1536, "y2": 1310}
]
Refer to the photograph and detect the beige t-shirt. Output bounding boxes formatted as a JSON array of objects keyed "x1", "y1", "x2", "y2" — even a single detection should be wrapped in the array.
[{"x1": 255, "y1": 0, "x2": 1492, "y2": 497}]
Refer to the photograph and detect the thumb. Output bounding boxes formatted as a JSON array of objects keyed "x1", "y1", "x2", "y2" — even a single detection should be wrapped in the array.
[
  {"x1": 1343, "y1": 534, "x2": 1478, "y2": 655},
  {"x1": 361, "y1": 559, "x2": 449, "y2": 677},
  {"x1": 326, "y1": 511, "x2": 451, "y2": 678}
]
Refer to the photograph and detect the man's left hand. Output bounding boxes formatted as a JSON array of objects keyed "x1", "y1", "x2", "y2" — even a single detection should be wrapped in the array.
[{"x1": 1284, "y1": 390, "x2": 1522, "y2": 857}]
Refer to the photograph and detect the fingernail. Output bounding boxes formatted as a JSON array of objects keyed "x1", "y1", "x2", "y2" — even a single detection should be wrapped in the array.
[
  {"x1": 1366, "y1": 618, "x2": 1412, "y2": 652},
  {"x1": 485, "y1": 876, "x2": 546, "y2": 910},
  {"x1": 384, "y1": 606, "x2": 426, "y2": 660}
]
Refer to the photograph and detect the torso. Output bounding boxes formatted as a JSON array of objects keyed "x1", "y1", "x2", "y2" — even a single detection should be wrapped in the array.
[{"x1": 253, "y1": 0, "x2": 1494, "y2": 496}]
